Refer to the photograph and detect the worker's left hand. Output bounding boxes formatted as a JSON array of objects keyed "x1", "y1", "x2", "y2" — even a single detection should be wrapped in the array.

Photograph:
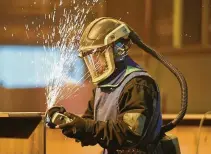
[
  {"x1": 45, "y1": 106, "x2": 66, "y2": 129},
  {"x1": 56, "y1": 112, "x2": 95, "y2": 143}
]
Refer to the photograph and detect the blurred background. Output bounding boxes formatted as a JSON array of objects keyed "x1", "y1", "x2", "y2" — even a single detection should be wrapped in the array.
[{"x1": 0, "y1": 0, "x2": 211, "y2": 154}]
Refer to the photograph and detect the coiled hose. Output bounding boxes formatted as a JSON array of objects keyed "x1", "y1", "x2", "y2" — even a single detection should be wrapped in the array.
[{"x1": 129, "y1": 30, "x2": 188, "y2": 133}]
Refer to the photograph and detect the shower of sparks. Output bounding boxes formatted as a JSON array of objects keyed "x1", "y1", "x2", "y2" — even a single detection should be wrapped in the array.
[{"x1": 24, "y1": 0, "x2": 101, "y2": 109}]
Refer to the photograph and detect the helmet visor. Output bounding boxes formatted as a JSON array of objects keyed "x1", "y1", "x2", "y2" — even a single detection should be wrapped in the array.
[{"x1": 83, "y1": 46, "x2": 115, "y2": 83}]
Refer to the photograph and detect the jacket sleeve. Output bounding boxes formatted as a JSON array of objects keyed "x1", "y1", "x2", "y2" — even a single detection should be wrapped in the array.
[
  {"x1": 81, "y1": 89, "x2": 95, "y2": 120},
  {"x1": 88, "y1": 76, "x2": 159, "y2": 149},
  {"x1": 74, "y1": 89, "x2": 97, "y2": 146}
]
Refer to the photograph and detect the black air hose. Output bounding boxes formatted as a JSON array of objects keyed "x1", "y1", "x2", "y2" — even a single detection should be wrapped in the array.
[{"x1": 129, "y1": 30, "x2": 188, "y2": 133}]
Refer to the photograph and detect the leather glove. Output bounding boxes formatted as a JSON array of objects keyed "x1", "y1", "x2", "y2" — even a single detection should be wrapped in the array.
[{"x1": 57, "y1": 112, "x2": 97, "y2": 146}]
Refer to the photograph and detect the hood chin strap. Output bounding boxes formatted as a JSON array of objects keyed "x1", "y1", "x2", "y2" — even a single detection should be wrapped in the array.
[{"x1": 128, "y1": 30, "x2": 188, "y2": 134}]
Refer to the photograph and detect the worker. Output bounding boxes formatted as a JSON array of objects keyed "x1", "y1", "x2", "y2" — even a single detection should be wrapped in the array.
[{"x1": 46, "y1": 17, "x2": 186, "y2": 154}]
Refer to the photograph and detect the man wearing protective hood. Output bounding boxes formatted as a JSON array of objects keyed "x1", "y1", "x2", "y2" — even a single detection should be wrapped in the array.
[{"x1": 46, "y1": 17, "x2": 181, "y2": 154}]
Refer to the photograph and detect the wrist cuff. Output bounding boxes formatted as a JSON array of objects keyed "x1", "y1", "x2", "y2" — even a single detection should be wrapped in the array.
[{"x1": 85, "y1": 119, "x2": 95, "y2": 133}]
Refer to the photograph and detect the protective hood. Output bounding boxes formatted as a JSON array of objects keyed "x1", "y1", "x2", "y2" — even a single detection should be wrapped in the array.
[{"x1": 79, "y1": 17, "x2": 131, "y2": 84}]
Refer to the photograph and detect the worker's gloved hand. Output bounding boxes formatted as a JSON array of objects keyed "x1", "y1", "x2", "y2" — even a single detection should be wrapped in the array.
[
  {"x1": 57, "y1": 112, "x2": 97, "y2": 146},
  {"x1": 45, "y1": 106, "x2": 66, "y2": 129}
]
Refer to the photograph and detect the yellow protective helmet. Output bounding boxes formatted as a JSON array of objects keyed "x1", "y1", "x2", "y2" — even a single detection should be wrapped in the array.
[{"x1": 79, "y1": 17, "x2": 131, "y2": 84}]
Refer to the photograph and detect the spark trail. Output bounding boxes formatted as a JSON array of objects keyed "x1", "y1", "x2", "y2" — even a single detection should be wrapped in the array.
[
  {"x1": 24, "y1": 0, "x2": 101, "y2": 109},
  {"x1": 45, "y1": 0, "x2": 101, "y2": 109}
]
